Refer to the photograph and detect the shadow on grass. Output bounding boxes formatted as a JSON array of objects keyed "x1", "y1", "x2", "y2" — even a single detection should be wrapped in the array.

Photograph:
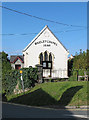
[
  {"x1": 9, "y1": 85, "x2": 83, "y2": 107},
  {"x1": 2, "y1": 86, "x2": 84, "y2": 119},
  {"x1": 58, "y1": 86, "x2": 83, "y2": 106},
  {"x1": 9, "y1": 88, "x2": 57, "y2": 106}
]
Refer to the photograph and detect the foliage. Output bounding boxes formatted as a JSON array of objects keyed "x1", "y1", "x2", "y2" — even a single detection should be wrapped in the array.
[
  {"x1": 3, "y1": 67, "x2": 38, "y2": 96},
  {"x1": 72, "y1": 50, "x2": 87, "y2": 70},
  {"x1": 4, "y1": 70, "x2": 19, "y2": 95},
  {"x1": 2, "y1": 51, "x2": 12, "y2": 73},
  {"x1": 68, "y1": 76, "x2": 77, "y2": 81},
  {"x1": 68, "y1": 49, "x2": 89, "y2": 80},
  {"x1": 68, "y1": 59, "x2": 74, "y2": 77},
  {"x1": 21, "y1": 67, "x2": 38, "y2": 89},
  {"x1": 1, "y1": 51, "x2": 38, "y2": 96},
  {"x1": 1, "y1": 51, "x2": 12, "y2": 93}
]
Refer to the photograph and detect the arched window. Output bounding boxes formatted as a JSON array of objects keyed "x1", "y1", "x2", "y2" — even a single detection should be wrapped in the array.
[
  {"x1": 39, "y1": 53, "x2": 43, "y2": 64},
  {"x1": 39, "y1": 51, "x2": 54, "y2": 71},
  {"x1": 44, "y1": 51, "x2": 48, "y2": 61},
  {"x1": 49, "y1": 53, "x2": 52, "y2": 61}
]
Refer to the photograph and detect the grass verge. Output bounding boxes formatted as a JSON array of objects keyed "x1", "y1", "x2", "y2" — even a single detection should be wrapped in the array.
[{"x1": 5, "y1": 81, "x2": 88, "y2": 107}]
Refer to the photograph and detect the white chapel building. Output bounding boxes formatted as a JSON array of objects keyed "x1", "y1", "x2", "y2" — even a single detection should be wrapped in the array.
[{"x1": 23, "y1": 25, "x2": 69, "y2": 78}]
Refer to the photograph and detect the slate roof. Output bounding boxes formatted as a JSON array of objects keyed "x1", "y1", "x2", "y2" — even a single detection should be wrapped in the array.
[{"x1": 10, "y1": 55, "x2": 24, "y2": 63}]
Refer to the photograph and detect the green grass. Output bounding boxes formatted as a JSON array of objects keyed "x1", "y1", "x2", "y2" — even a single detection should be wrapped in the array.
[{"x1": 6, "y1": 81, "x2": 88, "y2": 107}]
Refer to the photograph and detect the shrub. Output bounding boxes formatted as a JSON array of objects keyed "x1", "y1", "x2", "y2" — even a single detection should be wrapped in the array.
[
  {"x1": 68, "y1": 76, "x2": 77, "y2": 81},
  {"x1": 2, "y1": 67, "x2": 38, "y2": 96},
  {"x1": 21, "y1": 67, "x2": 38, "y2": 88},
  {"x1": 69, "y1": 69, "x2": 88, "y2": 81},
  {"x1": 3, "y1": 70, "x2": 18, "y2": 95},
  {"x1": 80, "y1": 77, "x2": 84, "y2": 81}
]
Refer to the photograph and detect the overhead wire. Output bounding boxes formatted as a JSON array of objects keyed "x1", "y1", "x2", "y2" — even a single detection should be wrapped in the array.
[
  {"x1": 0, "y1": 5, "x2": 87, "y2": 28},
  {"x1": 0, "y1": 28, "x2": 86, "y2": 36}
]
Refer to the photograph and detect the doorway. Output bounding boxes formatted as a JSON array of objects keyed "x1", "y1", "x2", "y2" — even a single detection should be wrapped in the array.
[{"x1": 15, "y1": 64, "x2": 21, "y2": 70}]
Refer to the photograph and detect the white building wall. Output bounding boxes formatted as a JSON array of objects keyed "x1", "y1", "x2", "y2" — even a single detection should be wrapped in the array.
[{"x1": 23, "y1": 26, "x2": 69, "y2": 78}]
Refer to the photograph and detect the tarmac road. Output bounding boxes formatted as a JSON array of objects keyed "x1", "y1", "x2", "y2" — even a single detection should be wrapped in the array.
[{"x1": 1, "y1": 102, "x2": 89, "y2": 119}]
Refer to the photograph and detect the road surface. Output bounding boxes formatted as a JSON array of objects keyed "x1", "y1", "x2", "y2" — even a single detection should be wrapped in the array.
[{"x1": 1, "y1": 102, "x2": 89, "y2": 119}]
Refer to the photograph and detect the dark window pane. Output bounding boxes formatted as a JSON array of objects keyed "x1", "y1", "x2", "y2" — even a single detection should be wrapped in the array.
[
  {"x1": 44, "y1": 51, "x2": 48, "y2": 61},
  {"x1": 49, "y1": 53, "x2": 52, "y2": 61},
  {"x1": 39, "y1": 53, "x2": 43, "y2": 64}
]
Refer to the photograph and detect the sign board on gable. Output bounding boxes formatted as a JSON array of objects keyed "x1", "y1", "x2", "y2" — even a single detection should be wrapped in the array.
[{"x1": 35, "y1": 40, "x2": 57, "y2": 47}]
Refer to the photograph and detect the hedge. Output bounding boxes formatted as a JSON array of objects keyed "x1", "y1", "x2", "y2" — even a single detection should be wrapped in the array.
[
  {"x1": 2, "y1": 67, "x2": 38, "y2": 96},
  {"x1": 68, "y1": 69, "x2": 89, "y2": 81}
]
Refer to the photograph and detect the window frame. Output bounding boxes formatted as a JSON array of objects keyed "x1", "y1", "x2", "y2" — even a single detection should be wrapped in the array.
[{"x1": 42, "y1": 61, "x2": 52, "y2": 69}]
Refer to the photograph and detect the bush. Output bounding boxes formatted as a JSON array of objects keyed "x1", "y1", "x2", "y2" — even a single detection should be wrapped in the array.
[
  {"x1": 3, "y1": 70, "x2": 19, "y2": 95},
  {"x1": 68, "y1": 76, "x2": 77, "y2": 81},
  {"x1": 21, "y1": 67, "x2": 38, "y2": 88},
  {"x1": 69, "y1": 69, "x2": 88, "y2": 81},
  {"x1": 2, "y1": 67, "x2": 38, "y2": 96},
  {"x1": 80, "y1": 77, "x2": 84, "y2": 81}
]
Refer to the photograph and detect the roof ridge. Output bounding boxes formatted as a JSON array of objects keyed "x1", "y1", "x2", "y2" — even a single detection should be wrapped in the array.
[
  {"x1": 10, "y1": 55, "x2": 24, "y2": 63},
  {"x1": 23, "y1": 25, "x2": 69, "y2": 53},
  {"x1": 23, "y1": 25, "x2": 48, "y2": 52}
]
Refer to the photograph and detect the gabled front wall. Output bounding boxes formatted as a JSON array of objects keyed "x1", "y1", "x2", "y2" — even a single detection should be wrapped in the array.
[
  {"x1": 23, "y1": 27, "x2": 69, "y2": 78},
  {"x1": 11, "y1": 59, "x2": 24, "y2": 69}
]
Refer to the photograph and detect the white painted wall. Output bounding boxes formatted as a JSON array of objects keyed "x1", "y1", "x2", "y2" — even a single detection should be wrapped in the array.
[
  {"x1": 11, "y1": 59, "x2": 24, "y2": 69},
  {"x1": 23, "y1": 26, "x2": 69, "y2": 78}
]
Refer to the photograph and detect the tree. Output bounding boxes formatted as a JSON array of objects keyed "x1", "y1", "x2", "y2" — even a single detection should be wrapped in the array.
[
  {"x1": 68, "y1": 58, "x2": 74, "y2": 76},
  {"x1": 72, "y1": 49, "x2": 87, "y2": 70},
  {"x1": 1, "y1": 51, "x2": 12, "y2": 93},
  {"x1": 2, "y1": 51, "x2": 11, "y2": 73},
  {"x1": 87, "y1": 49, "x2": 89, "y2": 70},
  {"x1": 68, "y1": 49, "x2": 88, "y2": 80}
]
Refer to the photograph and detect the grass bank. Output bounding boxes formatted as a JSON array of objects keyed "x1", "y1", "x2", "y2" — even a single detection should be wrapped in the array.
[{"x1": 6, "y1": 81, "x2": 88, "y2": 107}]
